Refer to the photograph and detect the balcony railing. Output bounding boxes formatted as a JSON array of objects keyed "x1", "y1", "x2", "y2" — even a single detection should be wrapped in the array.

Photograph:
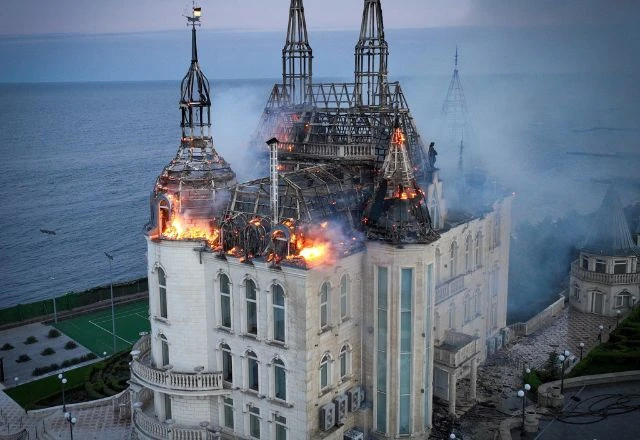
[
  {"x1": 571, "y1": 261, "x2": 640, "y2": 285},
  {"x1": 435, "y1": 274, "x2": 466, "y2": 304},
  {"x1": 133, "y1": 409, "x2": 219, "y2": 440},
  {"x1": 131, "y1": 335, "x2": 225, "y2": 396},
  {"x1": 434, "y1": 331, "x2": 478, "y2": 368}
]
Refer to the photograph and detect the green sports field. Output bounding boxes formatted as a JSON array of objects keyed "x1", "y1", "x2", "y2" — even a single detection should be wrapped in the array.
[{"x1": 53, "y1": 300, "x2": 150, "y2": 355}]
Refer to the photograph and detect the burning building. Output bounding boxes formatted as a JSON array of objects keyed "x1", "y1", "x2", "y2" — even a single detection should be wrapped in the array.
[{"x1": 130, "y1": 1, "x2": 512, "y2": 439}]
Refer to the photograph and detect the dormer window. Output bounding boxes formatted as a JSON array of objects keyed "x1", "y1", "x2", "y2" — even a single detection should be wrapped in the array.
[
  {"x1": 581, "y1": 257, "x2": 589, "y2": 270},
  {"x1": 614, "y1": 260, "x2": 627, "y2": 274},
  {"x1": 595, "y1": 259, "x2": 606, "y2": 274}
]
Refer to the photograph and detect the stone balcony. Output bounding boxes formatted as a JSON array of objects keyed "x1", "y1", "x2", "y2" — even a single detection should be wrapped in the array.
[
  {"x1": 131, "y1": 334, "x2": 226, "y2": 397},
  {"x1": 435, "y1": 274, "x2": 466, "y2": 304},
  {"x1": 434, "y1": 330, "x2": 479, "y2": 369},
  {"x1": 571, "y1": 260, "x2": 640, "y2": 285},
  {"x1": 133, "y1": 406, "x2": 219, "y2": 440}
]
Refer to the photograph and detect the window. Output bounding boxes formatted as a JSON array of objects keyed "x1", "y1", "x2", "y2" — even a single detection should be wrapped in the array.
[
  {"x1": 399, "y1": 268, "x2": 413, "y2": 435},
  {"x1": 320, "y1": 282, "x2": 330, "y2": 330},
  {"x1": 340, "y1": 275, "x2": 349, "y2": 320},
  {"x1": 475, "y1": 232, "x2": 483, "y2": 267},
  {"x1": 465, "y1": 235, "x2": 472, "y2": 272},
  {"x1": 223, "y1": 397, "x2": 234, "y2": 429},
  {"x1": 249, "y1": 406, "x2": 260, "y2": 439},
  {"x1": 474, "y1": 290, "x2": 481, "y2": 315},
  {"x1": 245, "y1": 280, "x2": 257, "y2": 335},
  {"x1": 449, "y1": 241, "x2": 458, "y2": 278},
  {"x1": 448, "y1": 303, "x2": 456, "y2": 329},
  {"x1": 221, "y1": 343, "x2": 233, "y2": 383},
  {"x1": 595, "y1": 259, "x2": 606, "y2": 274},
  {"x1": 274, "y1": 414, "x2": 287, "y2": 440},
  {"x1": 582, "y1": 257, "x2": 589, "y2": 270},
  {"x1": 220, "y1": 274, "x2": 232, "y2": 329},
  {"x1": 320, "y1": 353, "x2": 331, "y2": 390},
  {"x1": 164, "y1": 393, "x2": 172, "y2": 420},
  {"x1": 614, "y1": 260, "x2": 628, "y2": 275},
  {"x1": 572, "y1": 285, "x2": 580, "y2": 301},
  {"x1": 616, "y1": 291, "x2": 631, "y2": 308},
  {"x1": 464, "y1": 294, "x2": 473, "y2": 323},
  {"x1": 435, "y1": 247, "x2": 442, "y2": 284},
  {"x1": 158, "y1": 268, "x2": 167, "y2": 319},
  {"x1": 160, "y1": 334, "x2": 169, "y2": 367},
  {"x1": 272, "y1": 284, "x2": 285, "y2": 342},
  {"x1": 339, "y1": 345, "x2": 351, "y2": 379},
  {"x1": 247, "y1": 351, "x2": 259, "y2": 392},
  {"x1": 273, "y1": 358, "x2": 286, "y2": 401},
  {"x1": 376, "y1": 266, "x2": 388, "y2": 433},
  {"x1": 492, "y1": 213, "x2": 501, "y2": 248}
]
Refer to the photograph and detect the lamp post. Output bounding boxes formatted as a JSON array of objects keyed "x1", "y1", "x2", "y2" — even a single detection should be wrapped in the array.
[
  {"x1": 104, "y1": 252, "x2": 117, "y2": 355},
  {"x1": 558, "y1": 350, "x2": 570, "y2": 394},
  {"x1": 58, "y1": 373, "x2": 67, "y2": 412},
  {"x1": 518, "y1": 383, "x2": 531, "y2": 435},
  {"x1": 578, "y1": 342, "x2": 584, "y2": 361},
  {"x1": 40, "y1": 228, "x2": 59, "y2": 323},
  {"x1": 449, "y1": 434, "x2": 456, "y2": 439},
  {"x1": 616, "y1": 309, "x2": 621, "y2": 326},
  {"x1": 598, "y1": 324, "x2": 604, "y2": 343},
  {"x1": 64, "y1": 412, "x2": 76, "y2": 440}
]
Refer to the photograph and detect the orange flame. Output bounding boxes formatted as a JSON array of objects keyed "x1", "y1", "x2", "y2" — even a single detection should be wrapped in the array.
[
  {"x1": 392, "y1": 127, "x2": 406, "y2": 145},
  {"x1": 162, "y1": 214, "x2": 219, "y2": 247}
]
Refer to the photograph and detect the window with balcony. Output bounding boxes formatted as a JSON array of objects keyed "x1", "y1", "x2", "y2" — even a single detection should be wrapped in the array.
[
  {"x1": 274, "y1": 414, "x2": 287, "y2": 440},
  {"x1": 614, "y1": 260, "x2": 628, "y2": 274},
  {"x1": 249, "y1": 406, "x2": 260, "y2": 439},
  {"x1": 221, "y1": 343, "x2": 233, "y2": 383},
  {"x1": 272, "y1": 284, "x2": 285, "y2": 343},
  {"x1": 246, "y1": 280, "x2": 257, "y2": 336},
  {"x1": 273, "y1": 358, "x2": 286, "y2": 401},
  {"x1": 220, "y1": 274, "x2": 232, "y2": 329},
  {"x1": 158, "y1": 268, "x2": 167, "y2": 319},
  {"x1": 595, "y1": 259, "x2": 606, "y2": 274},
  {"x1": 340, "y1": 275, "x2": 350, "y2": 320},
  {"x1": 247, "y1": 350, "x2": 259, "y2": 392},
  {"x1": 223, "y1": 397, "x2": 234, "y2": 429},
  {"x1": 320, "y1": 282, "x2": 330, "y2": 330},
  {"x1": 339, "y1": 344, "x2": 351, "y2": 379},
  {"x1": 320, "y1": 353, "x2": 332, "y2": 391}
]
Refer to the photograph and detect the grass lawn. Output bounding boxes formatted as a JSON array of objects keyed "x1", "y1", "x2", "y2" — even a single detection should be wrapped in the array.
[{"x1": 53, "y1": 300, "x2": 150, "y2": 356}]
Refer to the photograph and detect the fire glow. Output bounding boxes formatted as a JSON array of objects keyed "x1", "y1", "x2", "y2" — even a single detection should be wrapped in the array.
[{"x1": 162, "y1": 214, "x2": 219, "y2": 247}]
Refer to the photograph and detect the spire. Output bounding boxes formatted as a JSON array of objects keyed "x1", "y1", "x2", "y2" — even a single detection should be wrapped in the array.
[
  {"x1": 180, "y1": 4, "x2": 210, "y2": 139},
  {"x1": 362, "y1": 120, "x2": 438, "y2": 243},
  {"x1": 582, "y1": 186, "x2": 639, "y2": 256},
  {"x1": 441, "y1": 46, "x2": 471, "y2": 151},
  {"x1": 354, "y1": 0, "x2": 389, "y2": 107},
  {"x1": 282, "y1": 0, "x2": 313, "y2": 105}
]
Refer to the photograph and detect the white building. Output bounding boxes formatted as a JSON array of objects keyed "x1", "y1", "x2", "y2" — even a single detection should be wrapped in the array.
[{"x1": 129, "y1": 2, "x2": 512, "y2": 439}]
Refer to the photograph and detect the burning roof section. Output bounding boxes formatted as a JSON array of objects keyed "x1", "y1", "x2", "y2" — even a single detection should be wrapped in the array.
[
  {"x1": 581, "y1": 186, "x2": 640, "y2": 256},
  {"x1": 147, "y1": 6, "x2": 236, "y2": 247}
]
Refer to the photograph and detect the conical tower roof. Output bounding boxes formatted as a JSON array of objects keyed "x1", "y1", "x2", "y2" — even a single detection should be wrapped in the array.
[
  {"x1": 582, "y1": 186, "x2": 640, "y2": 256},
  {"x1": 282, "y1": 0, "x2": 313, "y2": 105}
]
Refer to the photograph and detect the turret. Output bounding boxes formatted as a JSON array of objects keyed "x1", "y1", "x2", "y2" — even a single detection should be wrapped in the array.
[
  {"x1": 282, "y1": 0, "x2": 313, "y2": 105},
  {"x1": 354, "y1": 0, "x2": 388, "y2": 107}
]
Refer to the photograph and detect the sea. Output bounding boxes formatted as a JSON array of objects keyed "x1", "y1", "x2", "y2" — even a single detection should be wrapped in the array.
[{"x1": 1, "y1": 28, "x2": 639, "y2": 310}]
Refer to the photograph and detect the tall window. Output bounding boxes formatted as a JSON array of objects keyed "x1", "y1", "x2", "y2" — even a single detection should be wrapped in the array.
[
  {"x1": 272, "y1": 284, "x2": 285, "y2": 342},
  {"x1": 582, "y1": 256, "x2": 589, "y2": 270},
  {"x1": 245, "y1": 280, "x2": 257, "y2": 335},
  {"x1": 474, "y1": 289, "x2": 481, "y2": 315},
  {"x1": 273, "y1": 358, "x2": 286, "y2": 401},
  {"x1": 164, "y1": 393, "x2": 172, "y2": 420},
  {"x1": 320, "y1": 353, "x2": 331, "y2": 390},
  {"x1": 465, "y1": 235, "x2": 472, "y2": 272},
  {"x1": 595, "y1": 259, "x2": 606, "y2": 274},
  {"x1": 614, "y1": 260, "x2": 627, "y2": 274},
  {"x1": 220, "y1": 274, "x2": 232, "y2": 329},
  {"x1": 247, "y1": 351, "x2": 259, "y2": 392},
  {"x1": 449, "y1": 241, "x2": 458, "y2": 278},
  {"x1": 274, "y1": 414, "x2": 287, "y2": 440},
  {"x1": 249, "y1": 406, "x2": 260, "y2": 439},
  {"x1": 376, "y1": 266, "x2": 388, "y2": 433},
  {"x1": 399, "y1": 268, "x2": 413, "y2": 435},
  {"x1": 340, "y1": 275, "x2": 349, "y2": 320},
  {"x1": 464, "y1": 294, "x2": 472, "y2": 323},
  {"x1": 492, "y1": 213, "x2": 501, "y2": 248},
  {"x1": 448, "y1": 303, "x2": 456, "y2": 329},
  {"x1": 158, "y1": 268, "x2": 167, "y2": 319},
  {"x1": 160, "y1": 334, "x2": 169, "y2": 366},
  {"x1": 339, "y1": 344, "x2": 351, "y2": 379},
  {"x1": 435, "y1": 248, "x2": 441, "y2": 284},
  {"x1": 221, "y1": 343, "x2": 233, "y2": 383},
  {"x1": 223, "y1": 397, "x2": 234, "y2": 429},
  {"x1": 475, "y1": 232, "x2": 483, "y2": 267},
  {"x1": 320, "y1": 282, "x2": 330, "y2": 330}
]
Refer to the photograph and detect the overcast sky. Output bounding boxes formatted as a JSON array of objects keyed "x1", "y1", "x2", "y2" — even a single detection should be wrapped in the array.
[{"x1": 1, "y1": 0, "x2": 638, "y2": 36}]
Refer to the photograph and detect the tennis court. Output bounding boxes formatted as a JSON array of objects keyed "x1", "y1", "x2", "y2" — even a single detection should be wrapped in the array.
[{"x1": 53, "y1": 300, "x2": 150, "y2": 355}]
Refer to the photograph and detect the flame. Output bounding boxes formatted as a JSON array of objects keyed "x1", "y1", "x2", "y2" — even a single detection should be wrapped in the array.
[
  {"x1": 162, "y1": 213, "x2": 219, "y2": 247},
  {"x1": 299, "y1": 242, "x2": 330, "y2": 262},
  {"x1": 392, "y1": 127, "x2": 406, "y2": 145}
]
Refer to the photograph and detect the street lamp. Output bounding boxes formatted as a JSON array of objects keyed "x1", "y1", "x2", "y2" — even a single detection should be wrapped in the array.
[
  {"x1": 598, "y1": 324, "x2": 604, "y2": 343},
  {"x1": 518, "y1": 383, "x2": 531, "y2": 434},
  {"x1": 558, "y1": 350, "x2": 570, "y2": 394},
  {"x1": 449, "y1": 434, "x2": 456, "y2": 439},
  {"x1": 64, "y1": 412, "x2": 77, "y2": 440},
  {"x1": 40, "y1": 228, "x2": 59, "y2": 323},
  {"x1": 104, "y1": 252, "x2": 117, "y2": 355},
  {"x1": 58, "y1": 373, "x2": 67, "y2": 412},
  {"x1": 578, "y1": 342, "x2": 585, "y2": 361},
  {"x1": 616, "y1": 309, "x2": 621, "y2": 326}
]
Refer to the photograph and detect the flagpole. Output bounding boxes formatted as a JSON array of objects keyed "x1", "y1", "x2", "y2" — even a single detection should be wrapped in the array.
[{"x1": 105, "y1": 252, "x2": 116, "y2": 355}]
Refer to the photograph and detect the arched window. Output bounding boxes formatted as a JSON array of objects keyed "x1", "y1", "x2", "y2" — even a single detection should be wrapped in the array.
[
  {"x1": 160, "y1": 334, "x2": 169, "y2": 367},
  {"x1": 340, "y1": 275, "x2": 350, "y2": 320},
  {"x1": 245, "y1": 280, "x2": 257, "y2": 335},
  {"x1": 158, "y1": 268, "x2": 167, "y2": 319},
  {"x1": 475, "y1": 232, "x2": 483, "y2": 268},
  {"x1": 272, "y1": 284, "x2": 285, "y2": 342},
  {"x1": 464, "y1": 294, "x2": 472, "y2": 323},
  {"x1": 449, "y1": 241, "x2": 458, "y2": 278},
  {"x1": 615, "y1": 290, "x2": 631, "y2": 308},
  {"x1": 339, "y1": 345, "x2": 351, "y2": 379},
  {"x1": 273, "y1": 358, "x2": 286, "y2": 401},
  {"x1": 465, "y1": 235, "x2": 472, "y2": 272},
  {"x1": 247, "y1": 350, "x2": 259, "y2": 392},
  {"x1": 320, "y1": 282, "x2": 330, "y2": 330},
  {"x1": 221, "y1": 343, "x2": 232, "y2": 383},
  {"x1": 320, "y1": 353, "x2": 332, "y2": 390},
  {"x1": 220, "y1": 274, "x2": 231, "y2": 329}
]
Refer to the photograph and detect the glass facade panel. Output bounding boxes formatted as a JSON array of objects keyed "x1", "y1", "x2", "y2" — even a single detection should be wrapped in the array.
[
  {"x1": 399, "y1": 268, "x2": 412, "y2": 434},
  {"x1": 376, "y1": 266, "x2": 388, "y2": 433}
]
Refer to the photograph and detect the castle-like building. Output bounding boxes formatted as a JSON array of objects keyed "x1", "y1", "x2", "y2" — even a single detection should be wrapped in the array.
[{"x1": 129, "y1": 2, "x2": 512, "y2": 439}]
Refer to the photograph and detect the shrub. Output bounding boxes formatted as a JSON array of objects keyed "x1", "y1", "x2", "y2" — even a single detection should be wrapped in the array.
[
  {"x1": 40, "y1": 347, "x2": 56, "y2": 356},
  {"x1": 1, "y1": 343, "x2": 14, "y2": 351},
  {"x1": 24, "y1": 336, "x2": 38, "y2": 344},
  {"x1": 47, "y1": 329, "x2": 61, "y2": 338},
  {"x1": 64, "y1": 341, "x2": 78, "y2": 350},
  {"x1": 15, "y1": 354, "x2": 31, "y2": 363}
]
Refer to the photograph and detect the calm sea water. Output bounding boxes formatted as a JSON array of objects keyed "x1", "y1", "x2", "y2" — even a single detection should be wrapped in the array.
[{"x1": 0, "y1": 74, "x2": 638, "y2": 309}]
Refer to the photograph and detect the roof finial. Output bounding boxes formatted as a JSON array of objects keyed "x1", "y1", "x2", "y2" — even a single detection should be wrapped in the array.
[
  {"x1": 186, "y1": 2, "x2": 202, "y2": 62},
  {"x1": 455, "y1": 45, "x2": 458, "y2": 69}
]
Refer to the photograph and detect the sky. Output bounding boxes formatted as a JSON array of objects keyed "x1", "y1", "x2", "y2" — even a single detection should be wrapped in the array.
[{"x1": 1, "y1": 0, "x2": 639, "y2": 36}]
